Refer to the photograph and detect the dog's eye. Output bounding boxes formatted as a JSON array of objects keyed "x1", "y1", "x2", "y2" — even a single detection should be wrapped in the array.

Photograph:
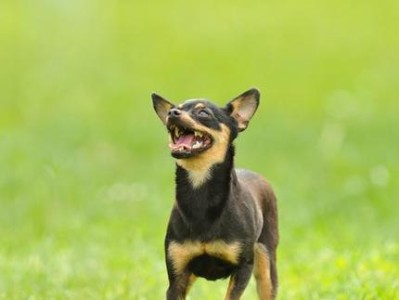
[{"x1": 197, "y1": 109, "x2": 210, "y2": 118}]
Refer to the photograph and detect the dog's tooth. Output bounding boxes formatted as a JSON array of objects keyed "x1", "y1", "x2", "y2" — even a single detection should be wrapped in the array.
[
  {"x1": 192, "y1": 140, "x2": 203, "y2": 149},
  {"x1": 194, "y1": 131, "x2": 203, "y2": 137},
  {"x1": 175, "y1": 127, "x2": 180, "y2": 138}
]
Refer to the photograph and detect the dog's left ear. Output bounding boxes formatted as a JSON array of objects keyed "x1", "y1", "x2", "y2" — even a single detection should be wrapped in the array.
[
  {"x1": 226, "y1": 88, "x2": 260, "y2": 132},
  {"x1": 152, "y1": 93, "x2": 175, "y2": 125}
]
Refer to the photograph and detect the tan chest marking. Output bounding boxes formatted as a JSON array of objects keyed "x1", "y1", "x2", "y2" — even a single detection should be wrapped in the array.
[
  {"x1": 185, "y1": 169, "x2": 211, "y2": 188},
  {"x1": 168, "y1": 240, "x2": 242, "y2": 275}
]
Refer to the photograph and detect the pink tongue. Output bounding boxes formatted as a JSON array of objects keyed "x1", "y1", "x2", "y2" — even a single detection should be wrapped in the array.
[{"x1": 175, "y1": 134, "x2": 195, "y2": 148}]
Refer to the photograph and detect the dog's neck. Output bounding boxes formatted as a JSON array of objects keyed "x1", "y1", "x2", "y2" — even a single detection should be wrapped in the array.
[{"x1": 174, "y1": 146, "x2": 236, "y2": 225}]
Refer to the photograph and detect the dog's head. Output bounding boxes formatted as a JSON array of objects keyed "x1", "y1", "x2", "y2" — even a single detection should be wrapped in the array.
[{"x1": 152, "y1": 89, "x2": 259, "y2": 180}]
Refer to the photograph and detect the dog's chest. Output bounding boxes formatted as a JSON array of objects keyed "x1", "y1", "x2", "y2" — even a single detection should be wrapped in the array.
[{"x1": 168, "y1": 240, "x2": 242, "y2": 280}]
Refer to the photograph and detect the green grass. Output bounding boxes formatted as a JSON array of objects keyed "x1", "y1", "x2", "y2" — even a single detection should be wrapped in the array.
[{"x1": 1, "y1": 0, "x2": 399, "y2": 299}]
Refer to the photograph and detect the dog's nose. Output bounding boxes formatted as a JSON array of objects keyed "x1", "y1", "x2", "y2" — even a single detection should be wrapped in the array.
[{"x1": 168, "y1": 108, "x2": 182, "y2": 119}]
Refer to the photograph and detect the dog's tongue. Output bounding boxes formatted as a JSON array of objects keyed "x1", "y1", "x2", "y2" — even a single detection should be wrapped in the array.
[{"x1": 173, "y1": 134, "x2": 194, "y2": 149}]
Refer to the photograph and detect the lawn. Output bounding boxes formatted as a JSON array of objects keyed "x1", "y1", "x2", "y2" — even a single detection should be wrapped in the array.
[{"x1": 1, "y1": 0, "x2": 398, "y2": 299}]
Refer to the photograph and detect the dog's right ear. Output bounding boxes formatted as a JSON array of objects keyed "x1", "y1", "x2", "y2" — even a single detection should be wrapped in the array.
[{"x1": 152, "y1": 93, "x2": 175, "y2": 125}]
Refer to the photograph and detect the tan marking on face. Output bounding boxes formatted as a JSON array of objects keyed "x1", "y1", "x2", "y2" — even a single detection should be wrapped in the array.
[
  {"x1": 176, "y1": 123, "x2": 231, "y2": 187},
  {"x1": 253, "y1": 243, "x2": 272, "y2": 299},
  {"x1": 168, "y1": 240, "x2": 241, "y2": 275},
  {"x1": 194, "y1": 103, "x2": 206, "y2": 110}
]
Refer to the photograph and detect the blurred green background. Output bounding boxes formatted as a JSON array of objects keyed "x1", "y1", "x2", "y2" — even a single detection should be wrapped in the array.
[{"x1": 1, "y1": 0, "x2": 398, "y2": 299}]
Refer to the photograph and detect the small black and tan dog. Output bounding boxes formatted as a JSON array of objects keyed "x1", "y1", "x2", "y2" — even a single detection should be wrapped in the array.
[{"x1": 152, "y1": 88, "x2": 278, "y2": 300}]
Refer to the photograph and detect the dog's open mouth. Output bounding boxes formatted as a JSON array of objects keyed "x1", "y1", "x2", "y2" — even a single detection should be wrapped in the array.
[{"x1": 168, "y1": 125, "x2": 213, "y2": 158}]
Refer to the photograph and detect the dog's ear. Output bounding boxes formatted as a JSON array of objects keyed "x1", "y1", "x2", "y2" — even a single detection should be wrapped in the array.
[
  {"x1": 152, "y1": 93, "x2": 175, "y2": 125},
  {"x1": 225, "y1": 88, "x2": 260, "y2": 132}
]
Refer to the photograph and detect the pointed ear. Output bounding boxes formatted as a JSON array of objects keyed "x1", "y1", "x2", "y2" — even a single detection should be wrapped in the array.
[
  {"x1": 152, "y1": 93, "x2": 175, "y2": 125},
  {"x1": 225, "y1": 88, "x2": 260, "y2": 132}
]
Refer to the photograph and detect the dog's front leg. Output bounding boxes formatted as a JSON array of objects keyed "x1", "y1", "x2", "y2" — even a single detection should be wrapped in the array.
[
  {"x1": 166, "y1": 270, "x2": 196, "y2": 300},
  {"x1": 224, "y1": 262, "x2": 253, "y2": 300}
]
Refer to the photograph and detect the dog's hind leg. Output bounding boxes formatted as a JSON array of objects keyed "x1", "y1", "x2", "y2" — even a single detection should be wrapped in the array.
[
  {"x1": 253, "y1": 243, "x2": 274, "y2": 299},
  {"x1": 255, "y1": 212, "x2": 278, "y2": 299},
  {"x1": 255, "y1": 180, "x2": 279, "y2": 299}
]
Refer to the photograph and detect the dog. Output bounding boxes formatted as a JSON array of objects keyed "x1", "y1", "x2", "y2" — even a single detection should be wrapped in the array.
[{"x1": 152, "y1": 88, "x2": 279, "y2": 300}]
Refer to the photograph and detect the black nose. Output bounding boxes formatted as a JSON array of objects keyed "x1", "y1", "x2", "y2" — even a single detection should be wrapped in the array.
[{"x1": 168, "y1": 108, "x2": 182, "y2": 119}]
